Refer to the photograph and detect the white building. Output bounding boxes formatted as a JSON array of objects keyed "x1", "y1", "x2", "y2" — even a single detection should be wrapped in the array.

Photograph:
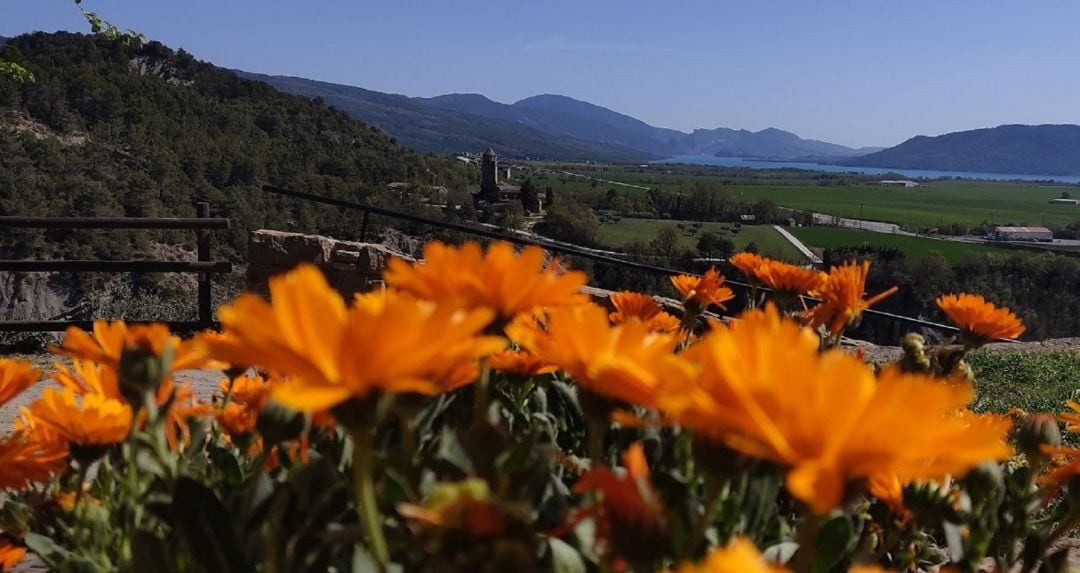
[
  {"x1": 879, "y1": 180, "x2": 920, "y2": 188},
  {"x1": 991, "y1": 226, "x2": 1053, "y2": 242},
  {"x1": 1049, "y1": 198, "x2": 1080, "y2": 206}
]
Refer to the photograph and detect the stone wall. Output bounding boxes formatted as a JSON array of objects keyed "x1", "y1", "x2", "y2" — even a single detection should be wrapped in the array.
[{"x1": 246, "y1": 229, "x2": 413, "y2": 298}]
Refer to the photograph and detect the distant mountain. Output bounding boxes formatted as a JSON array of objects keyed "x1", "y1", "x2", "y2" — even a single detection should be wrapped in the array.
[
  {"x1": 845, "y1": 124, "x2": 1080, "y2": 176},
  {"x1": 236, "y1": 73, "x2": 650, "y2": 162},
  {"x1": 237, "y1": 73, "x2": 868, "y2": 162},
  {"x1": 681, "y1": 126, "x2": 871, "y2": 159}
]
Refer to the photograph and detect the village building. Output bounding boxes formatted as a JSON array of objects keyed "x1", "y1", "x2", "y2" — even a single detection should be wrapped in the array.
[
  {"x1": 991, "y1": 226, "x2": 1053, "y2": 242},
  {"x1": 879, "y1": 180, "x2": 920, "y2": 188}
]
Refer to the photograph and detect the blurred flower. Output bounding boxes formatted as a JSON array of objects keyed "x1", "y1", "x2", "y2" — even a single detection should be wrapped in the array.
[
  {"x1": 669, "y1": 537, "x2": 786, "y2": 573},
  {"x1": 729, "y1": 252, "x2": 770, "y2": 281},
  {"x1": 573, "y1": 443, "x2": 669, "y2": 566},
  {"x1": 936, "y1": 293, "x2": 1025, "y2": 344},
  {"x1": 209, "y1": 264, "x2": 504, "y2": 414},
  {"x1": 868, "y1": 473, "x2": 909, "y2": 518},
  {"x1": 26, "y1": 388, "x2": 132, "y2": 451},
  {"x1": 659, "y1": 305, "x2": 1011, "y2": 514},
  {"x1": 608, "y1": 291, "x2": 681, "y2": 333},
  {"x1": 0, "y1": 431, "x2": 66, "y2": 490},
  {"x1": 487, "y1": 350, "x2": 557, "y2": 377},
  {"x1": 217, "y1": 402, "x2": 258, "y2": 437},
  {"x1": 509, "y1": 303, "x2": 693, "y2": 409},
  {"x1": 0, "y1": 539, "x2": 25, "y2": 572},
  {"x1": 670, "y1": 268, "x2": 735, "y2": 311},
  {"x1": 384, "y1": 241, "x2": 588, "y2": 320},
  {"x1": 757, "y1": 260, "x2": 826, "y2": 297},
  {"x1": 1060, "y1": 400, "x2": 1080, "y2": 434},
  {"x1": 51, "y1": 360, "x2": 208, "y2": 450},
  {"x1": 0, "y1": 359, "x2": 39, "y2": 407},
  {"x1": 804, "y1": 261, "x2": 897, "y2": 337},
  {"x1": 55, "y1": 320, "x2": 207, "y2": 372},
  {"x1": 219, "y1": 373, "x2": 272, "y2": 409}
]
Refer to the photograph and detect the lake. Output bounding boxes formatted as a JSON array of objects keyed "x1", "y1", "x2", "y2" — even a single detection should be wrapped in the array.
[{"x1": 654, "y1": 155, "x2": 1080, "y2": 183}]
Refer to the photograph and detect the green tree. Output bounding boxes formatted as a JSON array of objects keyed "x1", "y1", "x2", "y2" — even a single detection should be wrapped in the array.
[
  {"x1": 696, "y1": 230, "x2": 734, "y2": 259},
  {"x1": 650, "y1": 225, "x2": 681, "y2": 258},
  {"x1": 534, "y1": 201, "x2": 599, "y2": 246},
  {"x1": 518, "y1": 178, "x2": 540, "y2": 213}
]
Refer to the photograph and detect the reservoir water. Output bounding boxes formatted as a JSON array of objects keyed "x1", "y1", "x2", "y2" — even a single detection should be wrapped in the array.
[{"x1": 654, "y1": 155, "x2": 1080, "y2": 184}]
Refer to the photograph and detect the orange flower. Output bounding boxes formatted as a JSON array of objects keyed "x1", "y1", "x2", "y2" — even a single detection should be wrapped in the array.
[
  {"x1": 0, "y1": 539, "x2": 25, "y2": 572},
  {"x1": 217, "y1": 402, "x2": 258, "y2": 437},
  {"x1": 804, "y1": 261, "x2": 897, "y2": 337},
  {"x1": 398, "y1": 479, "x2": 511, "y2": 539},
  {"x1": 509, "y1": 303, "x2": 693, "y2": 409},
  {"x1": 659, "y1": 305, "x2": 1012, "y2": 514},
  {"x1": 758, "y1": 260, "x2": 826, "y2": 297},
  {"x1": 573, "y1": 443, "x2": 668, "y2": 565},
  {"x1": 0, "y1": 431, "x2": 66, "y2": 490},
  {"x1": 164, "y1": 380, "x2": 212, "y2": 449},
  {"x1": 729, "y1": 252, "x2": 770, "y2": 281},
  {"x1": 670, "y1": 268, "x2": 735, "y2": 310},
  {"x1": 208, "y1": 264, "x2": 504, "y2": 413},
  {"x1": 220, "y1": 373, "x2": 272, "y2": 409},
  {"x1": 51, "y1": 360, "x2": 208, "y2": 449},
  {"x1": 1038, "y1": 445, "x2": 1080, "y2": 502},
  {"x1": 1061, "y1": 400, "x2": 1080, "y2": 434},
  {"x1": 384, "y1": 241, "x2": 588, "y2": 319},
  {"x1": 670, "y1": 537, "x2": 788, "y2": 573},
  {"x1": 868, "y1": 473, "x2": 909, "y2": 517},
  {"x1": 0, "y1": 359, "x2": 39, "y2": 407},
  {"x1": 26, "y1": 387, "x2": 132, "y2": 448},
  {"x1": 936, "y1": 293, "x2": 1025, "y2": 343},
  {"x1": 487, "y1": 350, "x2": 557, "y2": 377},
  {"x1": 608, "y1": 291, "x2": 681, "y2": 333},
  {"x1": 55, "y1": 320, "x2": 207, "y2": 373}
]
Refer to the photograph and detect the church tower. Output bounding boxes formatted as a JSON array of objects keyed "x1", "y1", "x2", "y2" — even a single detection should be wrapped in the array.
[{"x1": 479, "y1": 148, "x2": 499, "y2": 202}]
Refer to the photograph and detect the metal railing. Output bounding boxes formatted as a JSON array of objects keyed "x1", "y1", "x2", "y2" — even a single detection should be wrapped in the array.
[
  {"x1": 261, "y1": 184, "x2": 983, "y2": 340},
  {"x1": 0, "y1": 202, "x2": 231, "y2": 332}
]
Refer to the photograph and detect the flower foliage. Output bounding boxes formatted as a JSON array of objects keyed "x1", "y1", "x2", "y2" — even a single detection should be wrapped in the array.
[{"x1": 0, "y1": 241, "x2": 1063, "y2": 573}]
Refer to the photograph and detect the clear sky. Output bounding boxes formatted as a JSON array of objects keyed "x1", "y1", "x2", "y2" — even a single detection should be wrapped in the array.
[{"x1": 5, "y1": 1, "x2": 1080, "y2": 148}]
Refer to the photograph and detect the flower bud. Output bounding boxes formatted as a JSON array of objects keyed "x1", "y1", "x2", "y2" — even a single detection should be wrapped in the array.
[
  {"x1": 117, "y1": 345, "x2": 167, "y2": 408},
  {"x1": 1016, "y1": 413, "x2": 1061, "y2": 461},
  {"x1": 256, "y1": 400, "x2": 305, "y2": 444},
  {"x1": 963, "y1": 462, "x2": 1004, "y2": 507},
  {"x1": 899, "y1": 333, "x2": 931, "y2": 373}
]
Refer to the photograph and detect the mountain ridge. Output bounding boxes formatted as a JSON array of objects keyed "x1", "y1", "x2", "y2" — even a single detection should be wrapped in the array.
[
  {"x1": 844, "y1": 124, "x2": 1080, "y2": 175},
  {"x1": 237, "y1": 72, "x2": 870, "y2": 161}
]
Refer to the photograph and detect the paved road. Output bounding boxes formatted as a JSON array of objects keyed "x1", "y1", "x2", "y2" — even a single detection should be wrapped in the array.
[
  {"x1": 773, "y1": 225, "x2": 822, "y2": 265},
  {"x1": 810, "y1": 212, "x2": 915, "y2": 236}
]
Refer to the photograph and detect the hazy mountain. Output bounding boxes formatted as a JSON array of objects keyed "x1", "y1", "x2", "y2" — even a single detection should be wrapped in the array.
[
  {"x1": 845, "y1": 124, "x2": 1080, "y2": 175},
  {"x1": 237, "y1": 72, "x2": 651, "y2": 162},
  {"x1": 238, "y1": 73, "x2": 868, "y2": 161}
]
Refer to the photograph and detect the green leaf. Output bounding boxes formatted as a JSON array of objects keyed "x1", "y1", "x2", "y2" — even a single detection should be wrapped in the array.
[
  {"x1": 131, "y1": 530, "x2": 178, "y2": 573},
  {"x1": 811, "y1": 513, "x2": 857, "y2": 573},
  {"x1": 171, "y1": 477, "x2": 250, "y2": 573},
  {"x1": 24, "y1": 532, "x2": 74, "y2": 565},
  {"x1": 548, "y1": 537, "x2": 586, "y2": 573}
]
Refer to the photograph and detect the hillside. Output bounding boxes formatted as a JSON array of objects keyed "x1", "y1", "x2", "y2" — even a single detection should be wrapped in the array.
[
  {"x1": 236, "y1": 72, "x2": 651, "y2": 162},
  {"x1": 236, "y1": 72, "x2": 870, "y2": 161},
  {"x1": 0, "y1": 32, "x2": 480, "y2": 322},
  {"x1": 845, "y1": 124, "x2": 1080, "y2": 175}
]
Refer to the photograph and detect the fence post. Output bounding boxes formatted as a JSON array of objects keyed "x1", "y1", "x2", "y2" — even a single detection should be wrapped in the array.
[{"x1": 196, "y1": 202, "x2": 212, "y2": 327}]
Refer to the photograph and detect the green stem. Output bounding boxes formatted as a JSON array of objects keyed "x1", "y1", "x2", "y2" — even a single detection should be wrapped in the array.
[
  {"x1": 350, "y1": 426, "x2": 389, "y2": 572},
  {"x1": 473, "y1": 366, "x2": 492, "y2": 425},
  {"x1": 74, "y1": 462, "x2": 90, "y2": 507},
  {"x1": 790, "y1": 513, "x2": 822, "y2": 573},
  {"x1": 685, "y1": 474, "x2": 725, "y2": 558},
  {"x1": 587, "y1": 416, "x2": 606, "y2": 468}
]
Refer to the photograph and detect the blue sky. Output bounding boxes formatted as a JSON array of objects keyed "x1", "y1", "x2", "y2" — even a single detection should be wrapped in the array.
[{"x1": 5, "y1": 1, "x2": 1080, "y2": 148}]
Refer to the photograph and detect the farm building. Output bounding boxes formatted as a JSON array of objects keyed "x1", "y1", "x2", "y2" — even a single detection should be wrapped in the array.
[
  {"x1": 1049, "y1": 198, "x2": 1080, "y2": 205},
  {"x1": 991, "y1": 226, "x2": 1053, "y2": 242},
  {"x1": 879, "y1": 180, "x2": 920, "y2": 188}
]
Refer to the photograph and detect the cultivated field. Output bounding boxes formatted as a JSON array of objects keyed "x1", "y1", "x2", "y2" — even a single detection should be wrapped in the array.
[
  {"x1": 788, "y1": 226, "x2": 1011, "y2": 264},
  {"x1": 596, "y1": 218, "x2": 805, "y2": 261}
]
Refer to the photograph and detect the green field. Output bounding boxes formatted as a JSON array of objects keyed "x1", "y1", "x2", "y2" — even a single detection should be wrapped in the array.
[
  {"x1": 527, "y1": 165, "x2": 1080, "y2": 230},
  {"x1": 597, "y1": 218, "x2": 805, "y2": 261},
  {"x1": 788, "y1": 227, "x2": 1010, "y2": 264}
]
